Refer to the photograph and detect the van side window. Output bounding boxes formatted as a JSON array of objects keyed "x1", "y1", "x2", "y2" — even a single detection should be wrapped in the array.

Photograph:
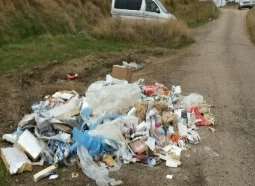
[
  {"x1": 115, "y1": 0, "x2": 142, "y2": 10},
  {"x1": 145, "y1": 0, "x2": 160, "y2": 13}
]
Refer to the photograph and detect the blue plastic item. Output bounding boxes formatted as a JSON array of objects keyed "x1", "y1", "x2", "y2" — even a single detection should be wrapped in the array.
[
  {"x1": 72, "y1": 128, "x2": 117, "y2": 157},
  {"x1": 72, "y1": 128, "x2": 103, "y2": 156}
]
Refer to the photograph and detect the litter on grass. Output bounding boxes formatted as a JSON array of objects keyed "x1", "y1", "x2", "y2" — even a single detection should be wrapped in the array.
[{"x1": 1, "y1": 74, "x2": 215, "y2": 185}]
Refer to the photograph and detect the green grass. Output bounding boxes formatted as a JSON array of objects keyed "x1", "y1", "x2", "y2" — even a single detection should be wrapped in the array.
[
  {"x1": 0, "y1": 159, "x2": 9, "y2": 186},
  {"x1": 0, "y1": 34, "x2": 130, "y2": 73}
]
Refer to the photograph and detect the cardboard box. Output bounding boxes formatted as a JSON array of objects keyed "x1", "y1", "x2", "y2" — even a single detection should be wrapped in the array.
[{"x1": 111, "y1": 65, "x2": 133, "y2": 82}]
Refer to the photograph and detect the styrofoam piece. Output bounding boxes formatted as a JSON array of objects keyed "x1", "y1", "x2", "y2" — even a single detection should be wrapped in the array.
[
  {"x1": 17, "y1": 129, "x2": 43, "y2": 160},
  {"x1": 1, "y1": 147, "x2": 32, "y2": 175},
  {"x1": 166, "y1": 174, "x2": 173, "y2": 179},
  {"x1": 52, "y1": 91, "x2": 77, "y2": 100},
  {"x1": 166, "y1": 158, "x2": 181, "y2": 168},
  {"x1": 33, "y1": 165, "x2": 57, "y2": 182},
  {"x1": 48, "y1": 174, "x2": 59, "y2": 180},
  {"x1": 110, "y1": 179, "x2": 123, "y2": 186}
]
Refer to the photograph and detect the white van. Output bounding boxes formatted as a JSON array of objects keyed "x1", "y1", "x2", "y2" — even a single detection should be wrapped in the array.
[
  {"x1": 239, "y1": 0, "x2": 255, "y2": 9},
  {"x1": 111, "y1": 0, "x2": 175, "y2": 21}
]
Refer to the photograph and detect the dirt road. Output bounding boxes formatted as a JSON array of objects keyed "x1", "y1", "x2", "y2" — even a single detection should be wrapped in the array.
[{"x1": 132, "y1": 8, "x2": 255, "y2": 186}]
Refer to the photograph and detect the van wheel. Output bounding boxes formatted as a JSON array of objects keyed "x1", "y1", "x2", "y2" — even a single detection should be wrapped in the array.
[{"x1": 238, "y1": 6, "x2": 242, "y2": 10}]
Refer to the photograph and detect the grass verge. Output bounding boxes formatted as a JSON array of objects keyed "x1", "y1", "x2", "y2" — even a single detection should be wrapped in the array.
[
  {"x1": 0, "y1": 159, "x2": 9, "y2": 186},
  {"x1": 247, "y1": 8, "x2": 255, "y2": 44},
  {"x1": 0, "y1": 34, "x2": 130, "y2": 73}
]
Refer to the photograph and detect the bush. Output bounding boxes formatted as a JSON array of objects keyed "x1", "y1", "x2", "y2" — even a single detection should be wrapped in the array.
[
  {"x1": 92, "y1": 18, "x2": 193, "y2": 48},
  {"x1": 162, "y1": 0, "x2": 219, "y2": 27}
]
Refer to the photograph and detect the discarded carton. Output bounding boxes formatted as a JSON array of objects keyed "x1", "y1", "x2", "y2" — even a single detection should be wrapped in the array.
[
  {"x1": 17, "y1": 130, "x2": 43, "y2": 160},
  {"x1": 1, "y1": 147, "x2": 32, "y2": 175},
  {"x1": 111, "y1": 65, "x2": 133, "y2": 82}
]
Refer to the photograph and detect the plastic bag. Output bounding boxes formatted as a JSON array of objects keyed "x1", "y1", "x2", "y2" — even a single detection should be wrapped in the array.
[
  {"x1": 86, "y1": 81, "x2": 141, "y2": 116},
  {"x1": 77, "y1": 146, "x2": 113, "y2": 186},
  {"x1": 182, "y1": 93, "x2": 204, "y2": 110},
  {"x1": 89, "y1": 119, "x2": 126, "y2": 144}
]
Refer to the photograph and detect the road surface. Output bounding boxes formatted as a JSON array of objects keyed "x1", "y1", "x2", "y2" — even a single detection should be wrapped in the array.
[{"x1": 132, "y1": 8, "x2": 255, "y2": 186}]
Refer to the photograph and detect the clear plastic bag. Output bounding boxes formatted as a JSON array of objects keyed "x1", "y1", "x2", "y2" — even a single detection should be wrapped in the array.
[{"x1": 77, "y1": 146, "x2": 113, "y2": 186}]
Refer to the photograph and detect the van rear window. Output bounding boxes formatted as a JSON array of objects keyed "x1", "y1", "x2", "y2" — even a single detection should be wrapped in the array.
[{"x1": 114, "y1": 0, "x2": 142, "y2": 10}]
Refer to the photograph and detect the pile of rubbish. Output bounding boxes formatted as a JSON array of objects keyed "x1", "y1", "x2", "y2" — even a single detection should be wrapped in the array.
[{"x1": 1, "y1": 74, "x2": 215, "y2": 185}]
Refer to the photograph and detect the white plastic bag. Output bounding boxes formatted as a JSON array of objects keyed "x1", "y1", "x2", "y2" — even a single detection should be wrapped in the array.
[
  {"x1": 182, "y1": 93, "x2": 204, "y2": 110},
  {"x1": 86, "y1": 81, "x2": 141, "y2": 116}
]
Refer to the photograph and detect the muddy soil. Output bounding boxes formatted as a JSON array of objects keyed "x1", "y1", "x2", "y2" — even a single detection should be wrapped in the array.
[{"x1": 1, "y1": 8, "x2": 255, "y2": 186}]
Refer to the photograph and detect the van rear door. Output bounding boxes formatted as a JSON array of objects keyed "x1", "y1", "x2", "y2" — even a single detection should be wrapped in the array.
[
  {"x1": 143, "y1": 0, "x2": 160, "y2": 20},
  {"x1": 112, "y1": 0, "x2": 143, "y2": 19}
]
